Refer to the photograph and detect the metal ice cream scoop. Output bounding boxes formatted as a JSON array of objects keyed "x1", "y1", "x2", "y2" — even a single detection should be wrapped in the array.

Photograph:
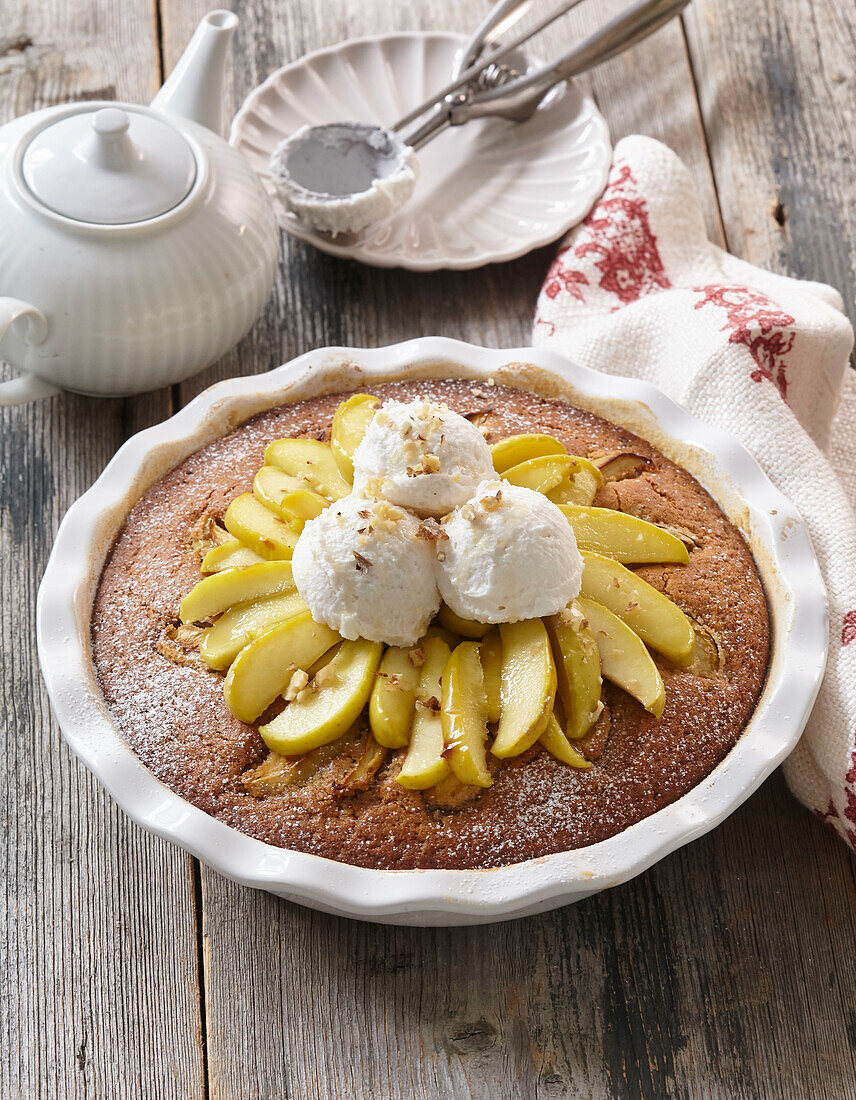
[{"x1": 270, "y1": 0, "x2": 690, "y2": 235}]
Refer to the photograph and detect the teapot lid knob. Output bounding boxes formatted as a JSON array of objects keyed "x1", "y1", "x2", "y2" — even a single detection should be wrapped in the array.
[
  {"x1": 92, "y1": 107, "x2": 131, "y2": 138},
  {"x1": 21, "y1": 106, "x2": 198, "y2": 226}
]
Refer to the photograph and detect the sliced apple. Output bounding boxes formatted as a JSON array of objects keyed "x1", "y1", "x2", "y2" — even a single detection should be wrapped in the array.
[
  {"x1": 576, "y1": 596, "x2": 665, "y2": 718},
  {"x1": 180, "y1": 560, "x2": 295, "y2": 624},
  {"x1": 441, "y1": 642, "x2": 492, "y2": 787},
  {"x1": 540, "y1": 714, "x2": 592, "y2": 770},
  {"x1": 253, "y1": 464, "x2": 328, "y2": 521},
  {"x1": 259, "y1": 638, "x2": 382, "y2": 755},
  {"x1": 592, "y1": 451, "x2": 653, "y2": 483},
  {"x1": 423, "y1": 623, "x2": 461, "y2": 651},
  {"x1": 437, "y1": 604, "x2": 490, "y2": 640},
  {"x1": 397, "y1": 636, "x2": 452, "y2": 789},
  {"x1": 501, "y1": 453, "x2": 579, "y2": 495},
  {"x1": 491, "y1": 433, "x2": 567, "y2": 474},
  {"x1": 369, "y1": 645, "x2": 420, "y2": 748},
  {"x1": 580, "y1": 551, "x2": 694, "y2": 663},
  {"x1": 243, "y1": 730, "x2": 364, "y2": 795},
  {"x1": 264, "y1": 437, "x2": 350, "y2": 499},
  {"x1": 331, "y1": 393, "x2": 379, "y2": 480},
  {"x1": 201, "y1": 540, "x2": 267, "y2": 573},
  {"x1": 480, "y1": 628, "x2": 502, "y2": 725},
  {"x1": 491, "y1": 619, "x2": 556, "y2": 758},
  {"x1": 337, "y1": 732, "x2": 387, "y2": 792},
  {"x1": 545, "y1": 456, "x2": 604, "y2": 506},
  {"x1": 545, "y1": 606, "x2": 603, "y2": 739},
  {"x1": 559, "y1": 505, "x2": 689, "y2": 565},
  {"x1": 200, "y1": 591, "x2": 308, "y2": 670},
  {"x1": 223, "y1": 610, "x2": 339, "y2": 723},
  {"x1": 224, "y1": 493, "x2": 300, "y2": 561}
]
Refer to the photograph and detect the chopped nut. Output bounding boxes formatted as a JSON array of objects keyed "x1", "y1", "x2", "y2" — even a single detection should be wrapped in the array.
[
  {"x1": 416, "y1": 695, "x2": 441, "y2": 713},
  {"x1": 416, "y1": 517, "x2": 449, "y2": 543},
  {"x1": 479, "y1": 488, "x2": 503, "y2": 512},
  {"x1": 625, "y1": 601, "x2": 639, "y2": 612},
  {"x1": 284, "y1": 668, "x2": 310, "y2": 701},
  {"x1": 486, "y1": 377, "x2": 496, "y2": 387},
  {"x1": 407, "y1": 647, "x2": 426, "y2": 668},
  {"x1": 354, "y1": 551, "x2": 373, "y2": 573},
  {"x1": 459, "y1": 503, "x2": 476, "y2": 522}
]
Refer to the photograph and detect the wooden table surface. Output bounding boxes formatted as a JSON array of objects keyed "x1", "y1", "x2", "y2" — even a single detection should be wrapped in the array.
[{"x1": 2, "y1": 0, "x2": 855, "y2": 1097}]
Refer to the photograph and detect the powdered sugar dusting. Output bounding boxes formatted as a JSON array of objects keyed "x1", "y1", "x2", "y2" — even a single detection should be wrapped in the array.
[{"x1": 91, "y1": 379, "x2": 769, "y2": 870}]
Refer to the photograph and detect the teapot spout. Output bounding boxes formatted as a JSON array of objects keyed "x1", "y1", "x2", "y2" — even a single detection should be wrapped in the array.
[{"x1": 151, "y1": 10, "x2": 238, "y2": 137}]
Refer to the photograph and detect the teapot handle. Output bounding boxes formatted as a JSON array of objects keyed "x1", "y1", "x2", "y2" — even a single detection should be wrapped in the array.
[{"x1": 0, "y1": 298, "x2": 58, "y2": 406}]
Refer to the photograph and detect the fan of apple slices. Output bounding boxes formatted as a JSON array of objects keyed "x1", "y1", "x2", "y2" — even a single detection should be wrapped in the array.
[{"x1": 176, "y1": 394, "x2": 700, "y2": 797}]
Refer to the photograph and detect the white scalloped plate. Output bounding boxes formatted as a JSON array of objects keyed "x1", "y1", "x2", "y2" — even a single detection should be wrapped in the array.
[
  {"x1": 38, "y1": 340, "x2": 827, "y2": 925},
  {"x1": 230, "y1": 33, "x2": 611, "y2": 270}
]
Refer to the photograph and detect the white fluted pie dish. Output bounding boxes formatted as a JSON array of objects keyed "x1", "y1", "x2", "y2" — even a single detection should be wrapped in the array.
[{"x1": 38, "y1": 339, "x2": 827, "y2": 925}]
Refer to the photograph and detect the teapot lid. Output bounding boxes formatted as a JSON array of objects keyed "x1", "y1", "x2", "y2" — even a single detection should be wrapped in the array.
[{"x1": 21, "y1": 107, "x2": 197, "y2": 225}]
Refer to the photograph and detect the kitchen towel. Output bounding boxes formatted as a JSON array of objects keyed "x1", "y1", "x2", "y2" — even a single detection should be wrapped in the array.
[{"x1": 533, "y1": 135, "x2": 856, "y2": 846}]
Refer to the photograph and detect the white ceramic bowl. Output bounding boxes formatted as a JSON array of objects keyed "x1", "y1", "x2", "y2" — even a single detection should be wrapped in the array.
[
  {"x1": 230, "y1": 33, "x2": 611, "y2": 271},
  {"x1": 38, "y1": 339, "x2": 828, "y2": 925}
]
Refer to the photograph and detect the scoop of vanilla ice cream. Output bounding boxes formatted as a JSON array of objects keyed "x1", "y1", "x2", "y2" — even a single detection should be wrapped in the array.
[
  {"x1": 352, "y1": 400, "x2": 495, "y2": 517},
  {"x1": 291, "y1": 493, "x2": 441, "y2": 647},
  {"x1": 437, "y1": 480, "x2": 583, "y2": 623}
]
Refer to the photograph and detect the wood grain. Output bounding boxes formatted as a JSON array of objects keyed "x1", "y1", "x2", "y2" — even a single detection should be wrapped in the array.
[
  {"x1": 684, "y1": 0, "x2": 856, "y2": 340},
  {"x1": 0, "y1": 3, "x2": 205, "y2": 1098},
  {"x1": 3, "y1": 0, "x2": 855, "y2": 1096}
]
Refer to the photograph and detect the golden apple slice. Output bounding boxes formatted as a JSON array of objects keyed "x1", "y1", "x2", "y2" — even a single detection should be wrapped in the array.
[
  {"x1": 259, "y1": 638, "x2": 383, "y2": 755},
  {"x1": 331, "y1": 393, "x2": 379, "y2": 480},
  {"x1": 491, "y1": 619, "x2": 557, "y2": 758},
  {"x1": 580, "y1": 551, "x2": 694, "y2": 663},
  {"x1": 200, "y1": 591, "x2": 308, "y2": 670},
  {"x1": 559, "y1": 505, "x2": 689, "y2": 564},
  {"x1": 224, "y1": 494, "x2": 300, "y2": 560},
  {"x1": 224, "y1": 610, "x2": 339, "y2": 723},
  {"x1": 437, "y1": 604, "x2": 490, "y2": 640},
  {"x1": 501, "y1": 453, "x2": 580, "y2": 495},
  {"x1": 180, "y1": 560, "x2": 295, "y2": 624},
  {"x1": 201, "y1": 540, "x2": 267, "y2": 573},
  {"x1": 540, "y1": 714, "x2": 592, "y2": 770},
  {"x1": 491, "y1": 433, "x2": 567, "y2": 474},
  {"x1": 545, "y1": 456, "x2": 604, "y2": 506},
  {"x1": 480, "y1": 628, "x2": 502, "y2": 725},
  {"x1": 576, "y1": 597, "x2": 665, "y2": 717},
  {"x1": 397, "y1": 636, "x2": 452, "y2": 789},
  {"x1": 369, "y1": 645, "x2": 420, "y2": 748},
  {"x1": 441, "y1": 642, "x2": 492, "y2": 787},
  {"x1": 545, "y1": 605, "x2": 603, "y2": 739},
  {"x1": 264, "y1": 437, "x2": 351, "y2": 499},
  {"x1": 253, "y1": 464, "x2": 329, "y2": 522}
]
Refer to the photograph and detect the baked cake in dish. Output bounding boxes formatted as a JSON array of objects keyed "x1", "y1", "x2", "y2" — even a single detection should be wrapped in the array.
[{"x1": 91, "y1": 377, "x2": 769, "y2": 870}]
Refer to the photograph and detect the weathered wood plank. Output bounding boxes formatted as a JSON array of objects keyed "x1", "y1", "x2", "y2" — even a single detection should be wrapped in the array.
[
  {"x1": 683, "y1": 0, "x2": 856, "y2": 338},
  {"x1": 0, "y1": 2, "x2": 206, "y2": 1096}
]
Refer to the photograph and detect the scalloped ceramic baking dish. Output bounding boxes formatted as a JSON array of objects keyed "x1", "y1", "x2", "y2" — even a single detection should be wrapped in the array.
[{"x1": 37, "y1": 338, "x2": 828, "y2": 925}]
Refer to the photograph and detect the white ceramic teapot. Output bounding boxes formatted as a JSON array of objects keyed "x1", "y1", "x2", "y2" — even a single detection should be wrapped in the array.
[{"x1": 0, "y1": 11, "x2": 278, "y2": 404}]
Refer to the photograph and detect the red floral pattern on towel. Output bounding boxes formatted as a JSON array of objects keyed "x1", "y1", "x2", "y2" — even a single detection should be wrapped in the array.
[
  {"x1": 573, "y1": 163, "x2": 671, "y2": 305},
  {"x1": 841, "y1": 610, "x2": 856, "y2": 647},
  {"x1": 536, "y1": 161, "x2": 670, "y2": 320},
  {"x1": 692, "y1": 285, "x2": 796, "y2": 401}
]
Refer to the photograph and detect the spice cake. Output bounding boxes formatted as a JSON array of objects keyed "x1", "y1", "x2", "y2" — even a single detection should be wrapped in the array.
[{"x1": 91, "y1": 377, "x2": 769, "y2": 870}]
